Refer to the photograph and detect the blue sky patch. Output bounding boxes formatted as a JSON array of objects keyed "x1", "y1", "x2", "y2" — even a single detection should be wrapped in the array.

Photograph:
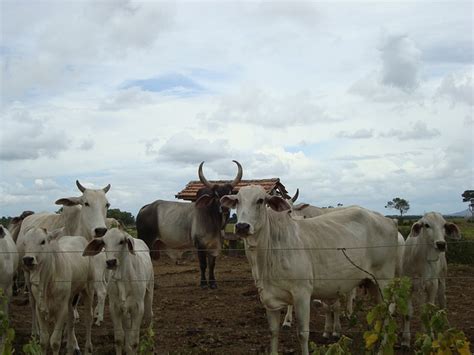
[{"x1": 122, "y1": 73, "x2": 205, "y2": 95}]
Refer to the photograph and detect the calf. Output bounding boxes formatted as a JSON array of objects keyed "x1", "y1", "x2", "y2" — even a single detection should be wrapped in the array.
[
  {"x1": 22, "y1": 228, "x2": 94, "y2": 355},
  {"x1": 84, "y1": 229, "x2": 154, "y2": 355},
  {"x1": 401, "y1": 212, "x2": 460, "y2": 348},
  {"x1": 0, "y1": 225, "x2": 18, "y2": 319}
]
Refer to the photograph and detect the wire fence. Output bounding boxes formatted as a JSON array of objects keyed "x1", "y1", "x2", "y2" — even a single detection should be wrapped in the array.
[{"x1": 3, "y1": 239, "x2": 474, "y2": 254}]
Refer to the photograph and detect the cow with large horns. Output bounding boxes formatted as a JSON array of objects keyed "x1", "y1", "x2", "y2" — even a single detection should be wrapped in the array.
[{"x1": 136, "y1": 160, "x2": 243, "y2": 288}]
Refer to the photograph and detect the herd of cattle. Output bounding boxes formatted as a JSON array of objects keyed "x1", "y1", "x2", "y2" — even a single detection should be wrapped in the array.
[{"x1": 0, "y1": 160, "x2": 462, "y2": 355}]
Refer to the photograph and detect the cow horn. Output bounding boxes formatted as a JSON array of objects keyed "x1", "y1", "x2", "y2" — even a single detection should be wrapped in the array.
[
  {"x1": 103, "y1": 184, "x2": 111, "y2": 193},
  {"x1": 230, "y1": 160, "x2": 243, "y2": 187},
  {"x1": 76, "y1": 180, "x2": 86, "y2": 193},
  {"x1": 198, "y1": 161, "x2": 213, "y2": 188},
  {"x1": 291, "y1": 188, "x2": 299, "y2": 203}
]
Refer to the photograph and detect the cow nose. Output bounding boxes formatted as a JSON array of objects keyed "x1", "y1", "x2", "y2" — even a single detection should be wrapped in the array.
[
  {"x1": 235, "y1": 223, "x2": 250, "y2": 235},
  {"x1": 106, "y1": 259, "x2": 117, "y2": 268},
  {"x1": 23, "y1": 256, "x2": 34, "y2": 266},
  {"x1": 94, "y1": 228, "x2": 107, "y2": 238},
  {"x1": 436, "y1": 241, "x2": 447, "y2": 252}
]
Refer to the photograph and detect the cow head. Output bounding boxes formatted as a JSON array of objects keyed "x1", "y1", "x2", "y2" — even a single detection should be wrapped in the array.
[
  {"x1": 221, "y1": 185, "x2": 290, "y2": 238},
  {"x1": 55, "y1": 180, "x2": 111, "y2": 239},
  {"x1": 409, "y1": 212, "x2": 461, "y2": 253},
  {"x1": 22, "y1": 228, "x2": 53, "y2": 270},
  {"x1": 83, "y1": 228, "x2": 135, "y2": 270},
  {"x1": 195, "y1": 160, "x2": 242, "y2": 208}
]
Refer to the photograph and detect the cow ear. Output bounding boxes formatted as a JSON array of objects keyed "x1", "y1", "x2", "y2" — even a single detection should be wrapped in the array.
[
  {"x1": 220, "y1": 195, "x2": 238, "y2": 209},
  {"x1": 83, "y1": 238, "x2": 105, "y2": 256},
  {"x1": 195, "y1": 194, "x2": 214, "y2": 208},
  {"x1": 56, "y1": 197, "x2": 82, "y2": 206},
  {"x1": 411, "y1": 222, "x2": 422, "y2": 237},
  {"x1": 445, "y1": 223, "x2": 461, "y2": 240},
  {"x1": 266, "y1": 195, "x2": 291, "y2": 212},
  {"x1": 127, "y1": 237, "x2": 136, "y2": 255},
  {"x1": 294, "y1": 203, "x2": 310, "y2": 211}
]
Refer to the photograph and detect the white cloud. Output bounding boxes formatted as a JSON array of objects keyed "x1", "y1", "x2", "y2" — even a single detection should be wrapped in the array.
[
  {"x1": 436, "y1": 69, "x2": 473, "y2": 106},
  {"x1": 336, "y1": 129, "x2": 374, "y2": 139},
  {"x1": 380, "y1": 121, "x2": 440, "y2": 141},
  {"x1": 0, "y1": 108, "x2": 69, "y2": 161},
  {"x1": 379, "y1": 34, "x2": 421, "y2": 92},
  {"x1": 157, "y1": 132, "x2": 233, "y2": 165}
]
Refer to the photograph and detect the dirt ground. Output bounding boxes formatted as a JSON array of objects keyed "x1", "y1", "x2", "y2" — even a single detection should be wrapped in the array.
[{"x1": 10, "y1": 255, "x2": 474, "y2": 354}]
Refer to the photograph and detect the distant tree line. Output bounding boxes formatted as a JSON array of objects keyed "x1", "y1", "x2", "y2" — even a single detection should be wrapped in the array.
[{"x1": 107, "y1": 208, "x2": 135, "y2": 226}]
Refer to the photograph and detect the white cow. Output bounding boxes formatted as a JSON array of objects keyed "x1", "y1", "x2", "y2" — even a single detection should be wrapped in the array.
[
  {"x1": 221, "y1": 186, "x2": 398, "y2": 355},
  {"x1": 0, "y1": 225, "x2": 18, "y2": 318},
  {"x1": 84, "y1": 229, "x2": 154, "y2": 355},
  {"x1": 22, "y1": 228, "x2": 94, "y2": 355},
  {"x1": 16, "y1": 180, "x2": 112, "y2": 334},
  {"x1": 401, "y1": 212, "x2": 460, "y2": 348}
]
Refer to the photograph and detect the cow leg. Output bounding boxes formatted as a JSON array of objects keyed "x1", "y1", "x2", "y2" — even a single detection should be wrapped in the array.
[
  {"x1": 207, "y1": 253, "x2": 217, "y2": 289},
  {"x1": 332, "y1": 300, "x2": 342, "y2": 339},
  {"x1": 437, "y1": 277, "x2": 446, "y2": 309},
  {"x1": 66, "y1": 302, "x2": 80, "y2": 354},
  {"x1": 266, "y1": 308, "x2": 281, "y2": 355},
  {"x1": 50, "y1": 304, "x2": 68, "y2": 355},
  {"x1": 197, "y1": 249, "x2": 208, "y2": 288},
  {"x1": 282, "y1": 305, "x2": 293, "y2": 329},
  {"x1": 321, "y1": 302, "x2": 332, "y2": 339},
  {"x1": 93, "y1": 257, "x2": 108, "y2": 325},
  {"x1": 83, "y1": 288, "x2": 94, "y2": 355},
  {"x1": 401, "y1": 296, "x2": 413, "y2": 349},
  {"x1": 128, "y1": 303, "x2": 144, "y2": 355},
  {"x1": 143, "y1": 283, "x2": 154, "y2": 328},
  {"x1": 36, "y1": 309, "x2": 50, "y2": 353},
  {"x1": 110, "y1": 301, "x2": 124, "y2": 355},
  {"x1": 294, "y1": 295, "x2": 311, "y2": 355},
  {"x1": 26, "y1": 272, "x2": 39, "y2": 336}
]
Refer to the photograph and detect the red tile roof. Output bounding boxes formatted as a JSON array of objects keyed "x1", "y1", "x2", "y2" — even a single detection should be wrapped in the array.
[{"x1": 175, "y1": 178, "x2": 289, "y2": 201}]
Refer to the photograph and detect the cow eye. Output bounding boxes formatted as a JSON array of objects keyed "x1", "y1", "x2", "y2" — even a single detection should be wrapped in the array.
[
  {"x1": 40, "y1": 240, "x2": 46, "y2": 245},
  {"x1": 424, "y1": 223, "x2": 430, "y2": 228},
  {"x1": 119, "y1": 240, "x2": 124, "y2": 245},
  {"x1": 256, "y1": 198, "x2": 264, "y2": 205},
  {"x1": 84, "y1": 202, "x2": 90, "y2": 207}
]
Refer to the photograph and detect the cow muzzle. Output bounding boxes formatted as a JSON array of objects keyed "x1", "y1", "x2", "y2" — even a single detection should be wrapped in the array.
[
  {"x1": 106, "y1": 259, "x2": 118, "y2": 269},
  {"x1": 235, "y1": 222, "x2": 252, "y2": 237},
  {"x1": 435, "y1": 241, "x2": 447, "y2": 252},
  {"x1": 94, "y1": 227, "x2": 108, "y2": 238},
  {"x1": 23, "y1": 256, "x2": 36, "y2": 269}
]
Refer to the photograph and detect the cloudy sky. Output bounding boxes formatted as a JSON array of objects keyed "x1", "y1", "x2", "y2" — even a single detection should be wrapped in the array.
[{"x1": 1, "y1": 0, "x2": 472, "y2": 217}]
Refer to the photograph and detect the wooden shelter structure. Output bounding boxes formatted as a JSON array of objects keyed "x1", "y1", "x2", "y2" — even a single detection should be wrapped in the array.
[{"x1": 175, "y1": 178, "x2": 291, "y2": 201}]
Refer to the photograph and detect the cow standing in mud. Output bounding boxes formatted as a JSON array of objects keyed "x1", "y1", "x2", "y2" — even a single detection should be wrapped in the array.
[{"x1": 136, "y1": 160, "x2": 243, "y2": 289}]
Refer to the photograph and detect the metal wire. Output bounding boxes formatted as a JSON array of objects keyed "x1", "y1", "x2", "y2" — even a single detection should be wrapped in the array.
[{"x1": 3, "y1": 239, "x2": 474, "y2": 254}]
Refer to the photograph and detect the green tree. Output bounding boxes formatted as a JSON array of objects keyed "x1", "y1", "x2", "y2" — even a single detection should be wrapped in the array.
[
  {"x1": 385, "y1": 197, "x2": 410, "y2": 217},
  {"x1": 107, "y1": 208, "x2": 135, "y2": 226}
]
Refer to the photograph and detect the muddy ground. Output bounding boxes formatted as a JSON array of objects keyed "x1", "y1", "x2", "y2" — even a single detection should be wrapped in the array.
[{"x1": 10, "y1": 255, "x2": 474, "y2": 354}]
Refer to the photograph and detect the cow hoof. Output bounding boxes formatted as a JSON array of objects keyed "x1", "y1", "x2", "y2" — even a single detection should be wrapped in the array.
[
  {"x1": 332, "y1": 333, "x2": 341, "y2": 340},
  {"x1": 312, "y1": 299, "x2": 323, "y2": 308},
  {"x1": 400, "y1": 344, "x2": 410, "y2": 352},
  {"x1": 73, "y1": 348, "x2": 81, "y2": 355},
  {"x1": 322, "y1": 332, "x2": 330, "y2": 339},
  {"x1": 209, "y1": 282, "x2": 218, "y2": 290},
  {"x1": 200, "y1": 282, "x2": 208, "y2": 289},
  {"x1": 281, "y1": 323, "x2": 291, "y2": 330}
]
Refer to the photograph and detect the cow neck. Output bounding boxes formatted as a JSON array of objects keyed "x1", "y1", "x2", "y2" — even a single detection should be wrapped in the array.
[
  {"x1": 405, "y1": 232, "x2": 439, "y2": 274},
  {"x1": 30, "y1": 241, "x2": 68, "y2": 315},
  {"x1": 63, "y1": 208, "x2": 90, "y2": 239},
  {"x1": 251, "y1": 209, "x2": 297, "y2": 289},
  {"x1": 111, "y1": 251, "x2": 136, "y2": 305},
  {"x1": 194, "y1": 202, "x2": 222, "y2": 232}
]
